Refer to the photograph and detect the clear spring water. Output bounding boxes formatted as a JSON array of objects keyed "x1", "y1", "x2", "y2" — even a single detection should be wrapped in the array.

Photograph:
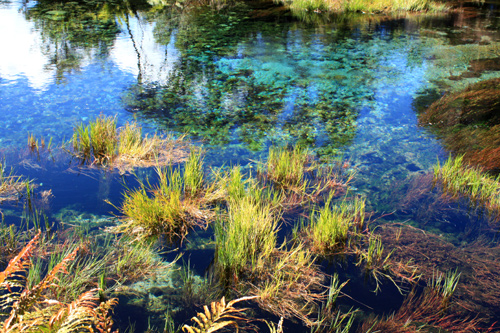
[{"x1": 1, "y1": 0, "x2": 500, "y2": 330}]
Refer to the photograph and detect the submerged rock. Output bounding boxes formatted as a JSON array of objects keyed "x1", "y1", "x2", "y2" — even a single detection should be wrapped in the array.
[{"x1": 420, "y1": 78, "x2": 500, "y2": 171}]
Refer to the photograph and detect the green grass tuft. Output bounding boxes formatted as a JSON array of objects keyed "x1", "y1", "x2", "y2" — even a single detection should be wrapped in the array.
[
  {"x1": 307, "y1": 195, "x2": 365, "y2": 254},
  {"x1": 72, "y1": 122, "x2": 92, "y2": 160},
  {"x1": 183, "y1": 149, "x2": 205, "y2": 197},
  {"x1": 266, "y1": 145, "x2": 309, "y2": 191},
  {"x1": 71, "y1": 116, "x2": 188, "y2": 168},
  {"x1": 214, "y1": 195, "x2": 280, "y2": 281},
  {"x1": 278, "y1": 0, "x2": 448, "y2": 13},
  {"x1": 89, "y1": 115, "x2": 118, "y2": 162},
  {"x1": 120, "y1": 168, "x2": 188, "y2": 241},
  {"x1": 117, "y1": 150, "x2": 216, "y2": 241},
  {"x1": 433, "y1": 155, "x2": 500, "y2": 216},
  {"x1": 261, "y1": 144, "x2": 353, "y2": 204}
]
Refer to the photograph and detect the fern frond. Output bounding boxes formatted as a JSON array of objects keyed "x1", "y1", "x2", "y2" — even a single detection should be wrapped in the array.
[
  {"x1": 0, "y1": 231, "x2": 40, "y2": 285},
  {"x1": 39, "y1": 247, "x2": 79, "y2": 290},
  {"x1": 182, "y1": 296, "x2": 258, "y2": 333},
  {"x1": 94, "y1": 297, "x2": 119, "y2": 333},
  {"x1": 3, "y1": 247, "x2": 79, "y2": 330},
  {"x1": 0, "y1": 232, "x2": 40, "y2": 316},
  {"x1": 4, "y1": 304, "x2": 61, "y2": 332},
  {"x1": 0, "y1": 237, "x2": 118, "y2": 333},
  {"x1": 56, "y1": 290, "x2": 98, "y2": 333}
]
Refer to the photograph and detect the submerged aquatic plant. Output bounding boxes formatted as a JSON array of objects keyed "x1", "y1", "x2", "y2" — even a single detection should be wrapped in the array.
[
  {"x1": 0, "y1": 162, "x2": 31, "y2": 204},
  {"x1": 309, "y1": 275, "x2": 354, "y2": 333},
  {"x1": 27, "y1": 133, "x2": 52, "y2": 154},
  {"x1": 249, "y1": 243, "x2": 325, "y2": 326},
  {"x1": 359, "y1": 269, "x2": 472, "y2": 333},
  {"x1": 210, "y1": 168, "x2": 329, "y2": 325},
  {"x1": 421, "y1": 78, "x2": 500, "y2": 171}
]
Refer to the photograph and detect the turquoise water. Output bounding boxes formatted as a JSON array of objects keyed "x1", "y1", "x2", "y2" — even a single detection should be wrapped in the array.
[{"x1": 1, "y1": 0, "x2": 500, "y2": 330}]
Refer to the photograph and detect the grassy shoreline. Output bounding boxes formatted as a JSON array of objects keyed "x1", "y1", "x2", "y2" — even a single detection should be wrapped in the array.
[{"x1": 277, "y1": 0, "x2": 448, "y2": 13}]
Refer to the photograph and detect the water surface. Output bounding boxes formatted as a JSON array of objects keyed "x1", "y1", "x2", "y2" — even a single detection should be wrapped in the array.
[{"x1": 1, "y1": 0, "x2": 500, "y2": 330}]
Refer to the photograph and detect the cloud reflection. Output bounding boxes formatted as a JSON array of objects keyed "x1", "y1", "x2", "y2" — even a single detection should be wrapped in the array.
[{"x1": 0, "y1": 4, "x2": 55, "y2": 91}]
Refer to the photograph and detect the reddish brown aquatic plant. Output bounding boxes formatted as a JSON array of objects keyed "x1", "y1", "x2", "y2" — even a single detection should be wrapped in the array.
[
  {"x1": 247, "y1": 246, "x2": 326, "y2": 326},
  {"x1": 360, "y1": 285, "x2": 489, "y2": 333},
  {"x1": 419, "y1": 78, "x2": 500, "y2": 170},
  {"x1": 397, "y1": 172, "x2": 454, "y2": 223},
  {"x1": 420, "y1": 78, "x2": 500, "y2": 128},
  {"x1": 377, "y1": 224, "x2": 500, "y2": 328}
]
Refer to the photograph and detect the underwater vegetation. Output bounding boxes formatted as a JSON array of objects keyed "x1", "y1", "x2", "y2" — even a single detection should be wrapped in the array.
[
  {"x1": 1, "y1": 137, "x2": 495, "y2": 332},
  {"x1": 112, "y1": 143, "x2": 365, "y2": 329},
  {"x1": 420, "y1": 78, "x2": 500, "y2": 171},
  {"x1": 116, "y1": 144, "x2": 353, "y2": 241},
  {"x1": 122, "y1": 3, "x2": 390, "y2": 154},
  {"x1": 1, "y1": 0, "x2": 500, "y2": 331},
  {"x1": 27, "y1": 133, "x2": 53, "y2": 156},
  {"x1": 0, "y1": 162, "x2": 31, "y2": 205},
  {"x1": 71, "y1": 115, "x2": 188, "y2": 171},
  {"x1": 358, "y1": 269, "x2": 485, "y2": 333},
  {"x1": 378, "y1": 224, "x2": 500, "y2": 328}
]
